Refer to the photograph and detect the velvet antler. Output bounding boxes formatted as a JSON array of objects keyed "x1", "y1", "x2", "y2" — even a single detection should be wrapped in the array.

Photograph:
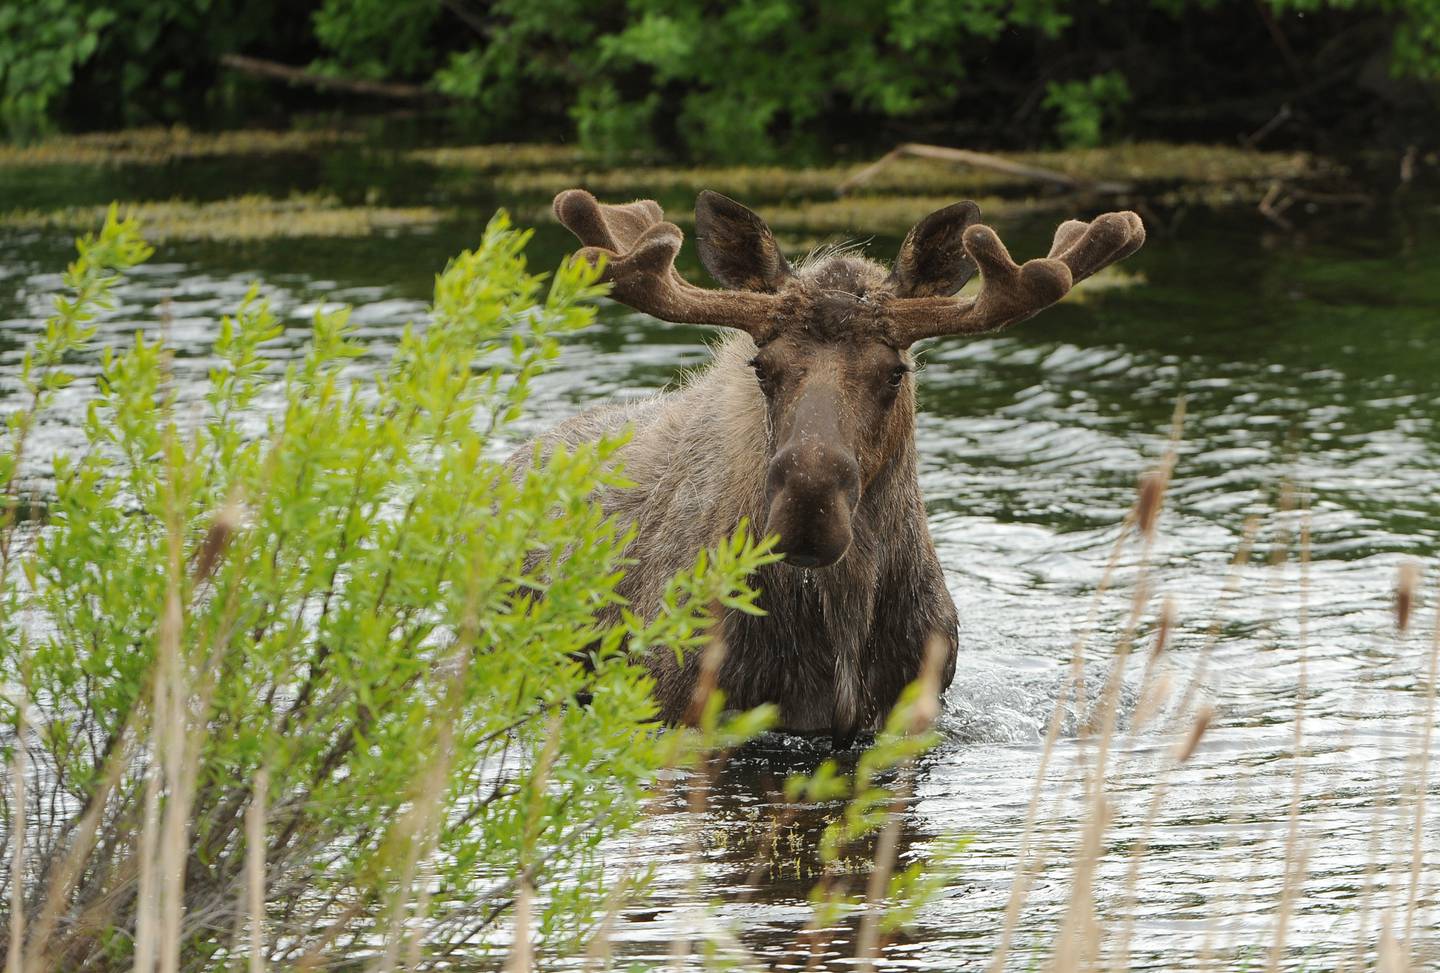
[
  {"x1": 554, "y1": 188, "x2": 1145, "y2": 348},
  {"x1": 553, "y1": 189, "x2": 783, "y2": 341},
  {"x1": 885, "y1": 210, "x2": 1146, "y2": 345}
]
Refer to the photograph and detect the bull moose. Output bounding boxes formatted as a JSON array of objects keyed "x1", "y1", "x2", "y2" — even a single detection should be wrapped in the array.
[{"x1": 513, "y1": 188, "x2": 1145, "y2": 747}]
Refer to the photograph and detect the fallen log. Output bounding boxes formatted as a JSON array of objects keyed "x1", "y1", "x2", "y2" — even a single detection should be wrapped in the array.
[
  {"x1": 219, "y1": 54, "x2": 444, "y2": 103},
  {"x1": 835, "y1": 142, "x2": 1132, "y2": 196}
]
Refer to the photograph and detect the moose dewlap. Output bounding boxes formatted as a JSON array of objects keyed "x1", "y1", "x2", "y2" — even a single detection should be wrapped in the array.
[{"x1": 510, "y1": 188, "x2": 1145, "y2": 747}]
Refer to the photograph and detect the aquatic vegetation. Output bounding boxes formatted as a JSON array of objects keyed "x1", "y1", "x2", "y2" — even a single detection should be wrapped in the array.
[
  {"x1": 1, "y1": 193, "x2": 445, "y2": 241},
  {"x1": 498, "y1": 162, "x2": 927, "y2": 199},
  {"x1": 1056, "y1": 265, "x2": 1148, "y2": 302},
  {"x1": 515, "y1": 194, "x2": 1026, "y2": 240},
  {"x1": 502, "y1": 143, "x2": 1329, "y2": 242},
  {"x1": 1022, "y1": 142, "x2": 1322, "y2": 184},
  {"x1": 405, "y1": 142, "x2": 589, "y2": 171},
  {"x1": 490, "y1": 143, "x2": 1322, "y2": 202},
  {"x1": 759, "y1": 194, "x2": 1027, "y2": 235},
  {"x1": 0, "y1": 126, "x2": 362, "y2": 167}
]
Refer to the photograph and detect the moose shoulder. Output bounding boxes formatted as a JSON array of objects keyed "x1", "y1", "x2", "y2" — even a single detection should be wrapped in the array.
[{"x1": 510, "y1": 189, "x2": 1145, "y2": 747}]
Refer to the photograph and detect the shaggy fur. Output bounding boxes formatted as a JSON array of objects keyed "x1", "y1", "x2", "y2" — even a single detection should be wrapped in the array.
[
  {"x1": 515, "y1": 189, "x2": 1145, "y2": 746},
  {"x1": 512, "y1": 255, "x2": 958, "y2": 747}
]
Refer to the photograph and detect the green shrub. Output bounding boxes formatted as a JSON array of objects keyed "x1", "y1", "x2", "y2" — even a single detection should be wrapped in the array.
[
  {"x1": 0, "y1": 207, "x2": 775, "y2": 969},
  {"x1": 1044, "y1": 71, "x2": 1133, "y2": 148},
  {"x1": 0, "y1": 0, "x2": 114, "y2": 136},
  {"x1": 6, "y1": 0, "x2": 1440, "y2": 151}
]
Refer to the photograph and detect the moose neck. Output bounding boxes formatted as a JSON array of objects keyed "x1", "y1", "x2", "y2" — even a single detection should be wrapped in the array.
[{"x1": 685, "y1": 333, "x2": 928, "y2": 741}]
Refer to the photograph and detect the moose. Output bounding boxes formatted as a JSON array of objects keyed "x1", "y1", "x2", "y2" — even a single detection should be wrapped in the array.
[{"x1": 513, "y1": 188, "x2": 1145, "y2": 747}]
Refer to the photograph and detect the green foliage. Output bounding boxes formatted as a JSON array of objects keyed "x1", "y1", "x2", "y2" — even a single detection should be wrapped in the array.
[
  {"x1": 0, "y1": 0, "x2": 317, "y2": 133},
  {"x1": 0, "y1": 204, "x2": 151, "y2": 530},
  {"x1": 1266, "y1": 0, "x2": 1440, "y2": 78},
  {"x1": 315, "y1": 0, "x2": 1440, "y2": 158},
  {"x1": 1394, "y1": 0, "x2": 1440, "y2": 79},
  {"x1": 0, "y1": 208, "x2": 777, "y2": 968},
  {"x1": 543, "y1": 0, "x2": 1016, "y2": 159},
  {"x1": 1043, "y1": 70, "x2": 1133, "y2": 148},
  {"x1": 5, "y1": 0, "x2": 1440, "y2": 150},
  {"x1": 571, "y1": 83, "x2": 661, "y2": 161},
  {"x1": 311, "y1": 0, "x2": 442, "y2": 80},
  {"x1": 0, "y1": 0, "x2": 114, "y2": 136}
]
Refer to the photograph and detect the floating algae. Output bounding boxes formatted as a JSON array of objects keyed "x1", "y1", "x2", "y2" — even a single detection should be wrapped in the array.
[
  {"x1": 487, "y1": 143, "x2": 1324, "y2": 203},
  {"x1": 0, "y1": 126, "x2": 363, "y2": 168},
  {"x1": 762, "y1": 194, "x2": 1027, "y2": 235},
  {"x1": 405, "y1": 143, "x2": 589, "y2": 171},
  {"x1": 1, "y1": 194, "x2": 445, "y2": 242},
  {"x1": 1017, "y1": 142, "x2": 1322, "y2": 185}
]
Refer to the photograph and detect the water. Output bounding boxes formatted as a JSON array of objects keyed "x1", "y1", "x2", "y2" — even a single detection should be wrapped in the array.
[{"x1": 2, "y1": 147, "x2": 1439, "y2": 969}]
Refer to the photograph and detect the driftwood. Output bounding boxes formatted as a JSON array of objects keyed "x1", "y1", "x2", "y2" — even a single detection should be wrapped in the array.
[
  {"x1": 835, "y1": 142, "x2": 1132, "y2": 196},
  {"x1": 1259, "y1": 179, "x2": 1374, "y2": 230},
  {"x1": 219, "y1": 54, "x2": 443, "y2": 102}
]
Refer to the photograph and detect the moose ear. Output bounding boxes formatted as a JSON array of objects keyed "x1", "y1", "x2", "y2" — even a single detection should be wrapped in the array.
[
  {"x1": 887, "y1": 201, "x2": 983, "y2": 298},
  {"x1": 695, "y1": 190, "x2": 792, "y2": 293}
]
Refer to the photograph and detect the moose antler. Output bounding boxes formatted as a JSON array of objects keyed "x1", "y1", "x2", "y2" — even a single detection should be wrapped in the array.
[
  {"x1": 553, "y1": 189, "x2": 783, "y2": 340},
  {"x1": 885, "y1": 210, "x2": 1145, "y2": 345},
  {"x1": 554, "y1": 188, "x2": 1145, "y2": 348}
]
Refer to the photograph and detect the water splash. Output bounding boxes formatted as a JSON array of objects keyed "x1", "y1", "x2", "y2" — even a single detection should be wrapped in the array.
[{"x1": 939, "y1": 655, "x2": 1140, "y2": 744}]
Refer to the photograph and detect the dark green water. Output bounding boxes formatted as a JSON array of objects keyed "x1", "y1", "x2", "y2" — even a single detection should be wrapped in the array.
[{"x1": 2, "y1": 146, "x2": 1438, "y2": 970}]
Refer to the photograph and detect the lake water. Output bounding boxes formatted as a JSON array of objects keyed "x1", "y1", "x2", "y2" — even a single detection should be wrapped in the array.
[{"x1": 1, "y1": 144, "x2": 1437, "y2": 970}]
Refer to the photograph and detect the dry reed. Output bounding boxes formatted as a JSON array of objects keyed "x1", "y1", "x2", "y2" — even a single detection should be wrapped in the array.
[{"x1": 5, "y1": 695, "x2": 26, "y2": 973}]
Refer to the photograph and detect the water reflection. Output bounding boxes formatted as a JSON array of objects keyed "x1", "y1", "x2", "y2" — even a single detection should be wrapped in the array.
[{"x1": 614, "y1": 747, "x2": 940, "y2": 970}]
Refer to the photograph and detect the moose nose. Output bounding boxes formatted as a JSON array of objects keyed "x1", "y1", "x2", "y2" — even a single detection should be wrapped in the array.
[{"x1": 764, "y1": 443, "x2": 861, "y2": 569}]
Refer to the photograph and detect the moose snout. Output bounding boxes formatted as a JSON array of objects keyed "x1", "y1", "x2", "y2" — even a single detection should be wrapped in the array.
[{"x1": 763, "y1": 443, "x2": 861, "y2": 568}]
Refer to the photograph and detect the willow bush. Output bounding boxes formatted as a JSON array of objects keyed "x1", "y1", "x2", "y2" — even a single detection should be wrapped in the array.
[{"x1": 0, "y1": 208, "x2": 776, "y2": 969}]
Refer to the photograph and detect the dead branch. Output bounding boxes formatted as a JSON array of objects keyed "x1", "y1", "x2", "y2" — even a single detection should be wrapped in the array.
[
  {"x1": 835, "y1": 142, "x2": 1133, "y2": 196},
  {"x1": 219, "y1": 54, "x2": 444, "y2": 103}
]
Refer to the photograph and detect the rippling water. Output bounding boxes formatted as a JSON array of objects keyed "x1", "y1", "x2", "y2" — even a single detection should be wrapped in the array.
[{"x1": 2, "y1": 154, "x2": 1438, "y2": 969}]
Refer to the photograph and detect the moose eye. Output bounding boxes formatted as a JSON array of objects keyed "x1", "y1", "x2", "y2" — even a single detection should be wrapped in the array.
[{"x1": 887, "y1": 365, "x2": 911, "y2": 389}]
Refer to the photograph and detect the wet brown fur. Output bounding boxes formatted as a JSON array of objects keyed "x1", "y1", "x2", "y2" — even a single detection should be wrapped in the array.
[
  {"x1": 518, "y1": 189, "x2": 1144, "y2": 746},
  {"x1": 511, "y1": 254, "x2": 959, "y2": 746}
]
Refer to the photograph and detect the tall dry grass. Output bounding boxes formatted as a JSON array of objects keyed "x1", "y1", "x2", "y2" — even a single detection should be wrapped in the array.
[
  {"x1": 967, "y1": 423, "x2": 1437, "y2": 973},
  {"x1": 552, "y1": 399, "x2": 1440, "y2": 973}
]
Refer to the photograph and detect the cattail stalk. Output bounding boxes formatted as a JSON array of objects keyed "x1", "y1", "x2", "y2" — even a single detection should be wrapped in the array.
[
  {"x1": 246, "y1": 768, "x2": 269, "y2": 973},
  {"x1": 1402, "y1": 576, "x2": 1440, "y2": 944},
  {"x1": 6, "y1": 697, "x2": 27, "y2": 973}
]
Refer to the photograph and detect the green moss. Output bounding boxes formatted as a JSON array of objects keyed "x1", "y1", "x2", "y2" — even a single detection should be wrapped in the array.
[
  {"x1": 1020, "y1": 142, "x2": 1324, "y2": 184},
  {"x1": 500, "y1": 164, "x2": 868, "y2": 199},
  {"x1": 1062, "y1": 266, "x2": 1148, "y2": 302},
  {"x1": 1, "y1": 194, "x2": 445, "y2": 241},
  {"x1": 761, "y1": 194, "x2": 1028, "y2": 235},
  {"x1": 406, "y1": 143, "x2": 589, "y2": 170},
  {"x1": 0, "y1": 126, "x2": 363, "y2": 167},
  {"x1": 489, "y1": 142, "x2": 1324, "y2": 203}
]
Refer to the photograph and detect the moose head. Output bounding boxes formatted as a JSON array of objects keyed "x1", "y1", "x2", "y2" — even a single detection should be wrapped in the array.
[{"x1": 553, "y1": 189, "x2": 1144, "y2": 569}]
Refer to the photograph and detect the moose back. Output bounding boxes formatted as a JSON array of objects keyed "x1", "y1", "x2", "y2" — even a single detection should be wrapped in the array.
[{"x1": 509, "y1": 189, "x2": 1145, "y2": 747}]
